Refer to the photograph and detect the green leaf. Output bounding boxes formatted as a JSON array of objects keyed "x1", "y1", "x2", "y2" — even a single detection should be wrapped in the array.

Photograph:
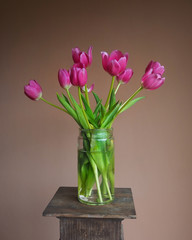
[
  {"x1": 119, "y1": 97, "x2": 145, "y2": 114},
  {"x1": 92, "y1": 91, "x2": 101, "y2": 104},
  {"x1": 101, "y1": 103, "x2": 106, "y2": 118},
  {"x1": 101, "y1": 101, "x2": 119, "y2": 122},
  {"x1": 95, "y1": 110, "x2": 102, "y2": 127},
  {"x1": 57, "y1": 93, "x2": 79, "y2": 123},
  {"x1": 101, "y1": 102, "x2": 121, "y2": 128},
  {"x1": 81, "y1": 94, "x2": 95, "y2": 120},
  {"x1": 81, "y1": 94, "x2": 99, "y2": 128},
  {"x1": 68, "y1": 91, "x2": 89, "y2": 129},
  {"x1": 93, "y1": 100, "x2": 101, "y2": 118},
  {"x1": 62, "y1": 93, "x2": 72, "y2": 107},
  {"x1": 109, "y1": 88, "x2": 116, "y2": 110}
]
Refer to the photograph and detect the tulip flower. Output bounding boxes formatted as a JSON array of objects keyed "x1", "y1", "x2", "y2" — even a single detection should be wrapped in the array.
[
  {"x1": 101, "y1": 50, "x2": 129, "y2": 76},
  {"x1": 24, "y1": 80, "x2": 42, "y2": 100},
  {"x1": 58, "y1": 69, "x2": 72, "y2": 90},
  {"x1": 141, "y1": 61, "x2": 165, "y2": 90},
  {"x1": 70, "y1": 67, "x2": 87, "y2": 87},
  {"x1": 72, "y1": 46, "x2": 93, "y2": 68},
  {"x1": 145, "y1": 60, "x2": 165, "y2": 75},
  {"x1": 141, "y1": 73, "x2": 165, "y2": 90},
  {"x1": 116, "y1": 68, "x2": 133, "y2": 84}
]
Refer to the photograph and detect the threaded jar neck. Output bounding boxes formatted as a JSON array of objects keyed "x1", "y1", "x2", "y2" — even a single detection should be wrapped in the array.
[{"x1": 79, "y1": 128, "x2": 113, "y2": 140}]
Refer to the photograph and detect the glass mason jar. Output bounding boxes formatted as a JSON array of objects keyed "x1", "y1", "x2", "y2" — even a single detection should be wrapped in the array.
[{"x1": 78, "y1": 128, "x2": 115, "y2": 205}]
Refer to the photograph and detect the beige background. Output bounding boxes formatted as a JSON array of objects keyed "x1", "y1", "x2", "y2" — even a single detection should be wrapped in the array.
[{"x1": 1, "y1": 0, "x2": 192, "y2": 239}]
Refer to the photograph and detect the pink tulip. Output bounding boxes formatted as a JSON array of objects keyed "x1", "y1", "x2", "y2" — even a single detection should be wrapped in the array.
[
  {"x1": 145, "y1": 61, "x2": 165, "y2": 75},
  {"x1": 116, "y1": 68, "x2": 133, "y2": 84},
  {"x1": 70, "y1": 67, "x2": 87, "y2": 87},
  {"x1": 72, "y1": 46, "x2": 93, "y2": 68},
  {"x1": 81, "y1": 83, "x2": 94, "y2": 93},
  {"x1": 142, "y1": 73, "x2": 165, "y2": 90},
  {"x1": 58, "y1": 69, "x2": 72, "y2": 90},
  {"x1": 101, "y1": 50, "x2": 129, "y2": 76},
  {"x1": 24, "y1": 80, "x2": 42, "y2": 100},
  {"x1": 141, "y1": 61, "x2": 165, "y2": 90}
]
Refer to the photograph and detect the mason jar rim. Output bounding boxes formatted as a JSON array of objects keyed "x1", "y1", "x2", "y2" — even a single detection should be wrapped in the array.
[
  {"x1": 79, "y1": 128, "x2": 113, "y2": 139},
  {"x1": 79, "y1": 128, "x2": 113, "y2": 132}
]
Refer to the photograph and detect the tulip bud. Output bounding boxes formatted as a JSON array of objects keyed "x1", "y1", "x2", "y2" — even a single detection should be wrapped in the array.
[
  {"x1": 141, "y1": 60, "x2": 165, "y2": 90},
  {"x1": 116, "y1": 68, "x2": 133, "y2": 84},
  {"x1": 72, "y1": 47, "x2": 81, "y2": 63},
  {"x1": 58, "y1": 69, "x2": 72, "y2": 90},
  {"x1": 145, "y1": 60, "x2": 165, "y2": 75},
  {"x1": 70, "y1": 67, "x2": 87, "y2": 87},
  {"x1": 72, "y1": 46, "x2": 93, "y2": 68},
  {"x1": 24, "y1": 80, "x2": 42, "y2": 100},
  {"x1": 142, "y1": 73, "x2": 165, "y2": 90},
  {"x1": 101, "y1": 50, "x2": 129, "y2": 76}
]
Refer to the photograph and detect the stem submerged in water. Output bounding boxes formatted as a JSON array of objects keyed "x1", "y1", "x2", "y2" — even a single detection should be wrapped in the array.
[{"x1": 87, "y1": 153, "x2": 103, "y2": 203}]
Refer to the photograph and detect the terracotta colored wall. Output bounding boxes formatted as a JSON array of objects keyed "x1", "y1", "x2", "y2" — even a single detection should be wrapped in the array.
[{"x1": 1, "y1": 0, "x2": 192, "y2": 239}]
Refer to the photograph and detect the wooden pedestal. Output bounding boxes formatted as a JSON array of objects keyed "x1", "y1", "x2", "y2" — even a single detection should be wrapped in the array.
[{"x1": 43, "y1": 187, "x2": 136, "y2": 240}]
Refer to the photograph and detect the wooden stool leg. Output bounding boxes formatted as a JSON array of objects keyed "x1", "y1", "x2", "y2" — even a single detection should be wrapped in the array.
[{"x1": 121, "y1": 223, "x2": 124, "y2": 240}]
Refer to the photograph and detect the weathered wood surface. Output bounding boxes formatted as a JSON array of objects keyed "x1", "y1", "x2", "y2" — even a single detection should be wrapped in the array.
[
  {"x1": 43, "y1": 187, "x2": 136, "y2": 219},
  {"x1": 60, "y1": 217, "x2": 123, "y2": 240}
]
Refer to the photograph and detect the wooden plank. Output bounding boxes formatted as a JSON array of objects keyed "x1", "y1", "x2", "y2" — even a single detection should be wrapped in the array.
[
  {"x1": 43, "y1": 187, "x2": 136, "y2": 219},
  {"x1": 60, "y1": 217, "x2": 122, "y2": 240}
]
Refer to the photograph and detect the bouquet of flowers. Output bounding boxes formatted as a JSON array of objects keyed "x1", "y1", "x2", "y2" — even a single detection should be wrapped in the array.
[{"x1": 24, "y1": 47, "x2": 165, "y2": 204}]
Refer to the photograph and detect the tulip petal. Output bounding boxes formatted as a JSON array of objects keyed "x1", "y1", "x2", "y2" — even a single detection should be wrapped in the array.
[
  {"x1": 153, "y1": 65, "x2": 165, "y2": 75},
  {"x1": 88, "y1": 83, "x2": 94, "y2": 92},
  {"x1": 81, "y1": 83, "x2": 94, "y2": 93},
  {"x1": 70, "y1": 67, "x2": 78, "y2": 86},
  {"x1": 72, "y1": 63, "x2": 84, "y2": 68},
  {"x1": 24, "y1": 80, "x2": 42, "y2": 100},
  {"x1": 145, "y1": 60, "x2": 154, "y2": 73},
  {"x1": 80, "y1": 52, "x2": 89, "y2": 67},
  {"x1": 118, "y1": 56, "x2": 127, "y2": 73},
  {"x1": 101, "y1": 51, "x2": 109, "y2": 71},
  {"x1": 150, "y1": 76, "x2": 165, "y2": 90},
  {"x1": 145, "y1": 60, "x2": 165, "y2": 76},
  {"x1": 142, "y1": 74, "x2": 156, "y2": 89},
  {"x1": 142, "y1": 74, "x2": 165, "y2": 90},
  {"x1": 152, "y1": 61, "x2": 161, "y2": 69},
  {"x1": 117, "y1": 68, "x2": 133, "y2": 84},
  {"x1": 142, "y1": 68, "x2": 153, "y2": 81},
  {"x1": 72, "y1": 47, "x2": 81, "y2": 63},
  {"x1": 78, "y1": 68, "x2": 87, "y2": 87},
  {"x1": 109, "y1": 60, "x2": 121, "y2": 76},
  {"x1": 124, "y1": 52, "x2": 129, "y2": 61},
  {"x1": 58, "y1": 69, "x2": 71, "y2": 89},
  {"x1": 109, "y1": 50, "x2": 124, "y2": 61},
  {"x1": 87, "y1": 46, "x2": 93, "y2": 65}
]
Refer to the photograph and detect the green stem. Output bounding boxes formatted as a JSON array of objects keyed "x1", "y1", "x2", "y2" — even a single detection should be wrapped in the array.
[
  {"x1": 78, "y1": 87, "x2": 91, "y2": 129},
  {"x1": 118, "y1": 86, "x2": 143, "y2": 114},
  {"x1": 84, "y1": 84, "x2": 90, "y2": 107},
  {"x1": 108, "y1": 86, "x2": 143, "y2": 128},
  {"x1": 104, "y1": 76, "x2": 115, "y2": 109},
  {"x1": 108, "y1": 170, "x2": 114, "y2": 194},
  {"x1": 115, "y1": 82, "x2": 121, "y2": 94},
  {"x1": 40, "y1": 97, "x2": 68, "y2": 113},
  {"x1": 88, "y1": 154, "x2": 103, "y2": 203},
  {"x1": 103, "y1": 176, "x2": 112, "y2": 200},
  {"x1": 66, "y1": 89, "x2": 75, "y2": 108}
]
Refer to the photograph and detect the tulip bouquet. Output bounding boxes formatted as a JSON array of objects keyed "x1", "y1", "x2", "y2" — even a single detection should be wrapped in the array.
[{"x1": 24, "y1": 47, "x2": 165, "y2": 204}]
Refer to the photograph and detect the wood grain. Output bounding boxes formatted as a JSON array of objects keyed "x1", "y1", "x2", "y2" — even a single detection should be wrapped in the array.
[
  {"x1": 43, "y1": 187, "x2": 136, "y2": 240},
  {"x1": 43, "y1": 187, "x2": 136, "y2": 219}
]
